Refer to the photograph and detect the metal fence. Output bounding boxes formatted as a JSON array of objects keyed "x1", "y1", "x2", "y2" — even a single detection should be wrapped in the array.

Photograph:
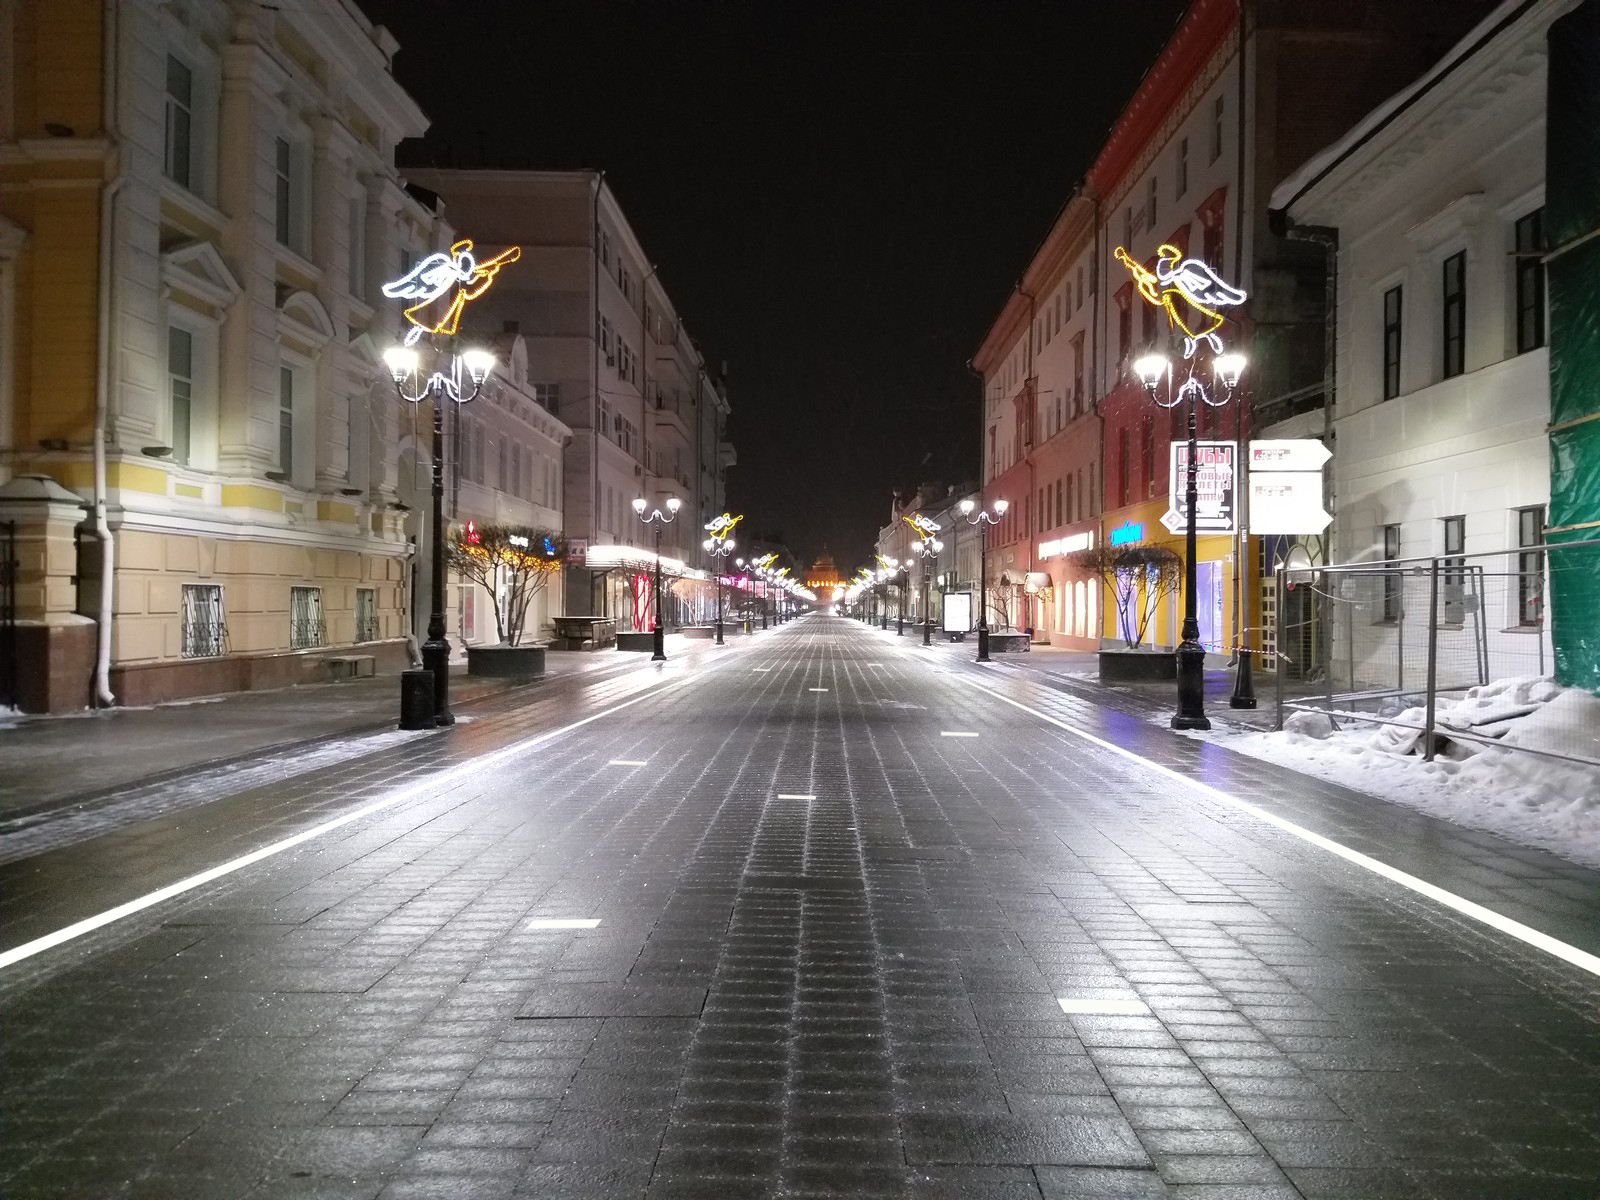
[{"x1": 1273, "y1": 537, "x2": 1600, "y2": 770}]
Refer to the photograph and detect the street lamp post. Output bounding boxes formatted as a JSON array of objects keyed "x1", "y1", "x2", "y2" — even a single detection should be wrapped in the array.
[
  {"x1": 633, "y1": 495, "x2": 681, "y2": 661},
  {"x1": 383, "y1": 343, "x2": 497, "y2": 726},
  {"x1": 896, "y1": 566, "x2": 907, "y2": 635},
  {"x1": 958, "y1": 497, "x2": 1008, "y2": 662},
  {"x1": 1134, "y1": 350, "x2": 1246, "y2": 731},
  {"x1": 912, "y1": 533, "x2": 944, "y2": 646},
  {"x1": 702, "y1": 514, "x2": 739, "y2": 646}
]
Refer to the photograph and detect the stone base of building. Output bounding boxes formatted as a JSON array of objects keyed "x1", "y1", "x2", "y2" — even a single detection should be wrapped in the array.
[
  {"x1": 108, "y1": 640, "x2": 411, "y2": 707},
  {"x1": 11, "y1": 620, "x2": 98, "y2": 714}
]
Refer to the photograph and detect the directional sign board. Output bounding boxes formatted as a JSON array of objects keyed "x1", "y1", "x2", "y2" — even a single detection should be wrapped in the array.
[
  {"x1": 1249, "y1": 473, "x2": 1332, "y2": 534},
  {"x1": 1163, "y1": 440, "x2": 1236, "y2": 535},
  {"x1": 1248, "y1": 439, "x2": 1331, "y2": 473}
]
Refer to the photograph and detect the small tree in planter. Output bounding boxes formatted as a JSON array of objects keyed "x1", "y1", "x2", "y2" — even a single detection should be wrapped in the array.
[
  {"x1": 1067, "y1": 543, "x2": 1183, "y2": 649},
  {"x1": 447, "y1": 523, "x2": 566, "y2": 647}
]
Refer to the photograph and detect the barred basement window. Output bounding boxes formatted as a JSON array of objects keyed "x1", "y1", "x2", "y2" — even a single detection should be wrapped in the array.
[
  {"x1": 181, "y1": 584, "x2": 226, "y2": 658},
  {"x1": 290, "y1": 586, "x2": 325, "y2": 649},
  {"x1": 356, "y1": 587, "x2": 378, "y2": 642}
]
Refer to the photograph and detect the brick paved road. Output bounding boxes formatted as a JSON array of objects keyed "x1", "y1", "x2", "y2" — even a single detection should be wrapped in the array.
[{"x1": 2, "y1": 615, "x2": 1598, "y2": 1199}]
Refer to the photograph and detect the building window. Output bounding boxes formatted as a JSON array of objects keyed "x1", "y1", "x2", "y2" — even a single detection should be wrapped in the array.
[
  {"x1": 1055, "y1": 480, "x2": 1063, "y2": 527},
  {"x1": 1117, "y1": 295, "x2": 1132, "y2": 362},
  {"x1": 1072, "y1": 336, "x2": 1084, "y2": 415},
  {"x1": 532, "y1": 382, "x2": 560, "y2": 412},
  {"x1": 356, "y1": 586, "x2": 378, "y2": 642},
  {"x1": 598, "y1": 228, "x2": 611, "y2": 268},
  {"x1": 278, "y1": 366, "x2": 294, "y2": 477},
  {"x1": 1442, "y1": 251, "x2": 1466, "y2": 379},
  {"x1": 180, "y1": 584, "x2": 225, "y2": 658},
  {"x1": 1202, "y1": 213, "x2": 1222, "y2": 267},
  {"x1": 1141, "y1": 414, "x2": 1155, "y2": 498},
  {"x1": 1118, "y1": 426, "x2": 1131, "y2": 506},
  {"x1": 1382, "y1": 523, "x2": 1402, "y2": 622},
  {"x1": 1146, "y1": 176, "x2": 1158, "y2": 230},
  {"x1": 1517, "y1": 505, "x2": 1545, "y2": 626},
  {"x1": 1210, "y1": 94, "x2": 1224, "y2": 162},
  {"x1": 168, "y1": 326, "x2": 193, "y2": 467},
  {"x1": 1382, "y1": 285, "x2": 1403, "y2": 400},
  {"x1": 290, "y1": 586, "x2": 325, "y2": 650},
  {"x1": 164, "y1": 55, "x2": 193, "y2": 189},
  {"x1": 1514, "y1": 209, "x2": 1546, "y2": 354},
  {"x1": 619, "y1": 263, "x2": 632, "y2": 300},
  {"x1": 1442, "y1": 515, "x2": 1466, "y2": 624},
  {"x1": 347, "y1": 194, "x2": 367, "y2": 300},
  {"x1": 1176, "y1": 137, "x2": 1188, "y2": 198},
  {"x1": 274, "y1": 137, "x2": 293, "y2": 247}
]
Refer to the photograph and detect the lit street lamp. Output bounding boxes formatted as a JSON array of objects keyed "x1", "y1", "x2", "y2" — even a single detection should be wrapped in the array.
[
  {"x1": 1133, "y1": 349, "x2": 1246, "y2": 730},
  {"x1": 911, "y1": 530, "x2": 944, "y2": 646},
  {"x1": 633, "y1": 495, "x2": 681, "y2": 661},
  {"x1": 703, "y1": 513, "x2": 740, "y2": 646},
  {"x1": 383, "y1": 342, "x2": 496, "y2": 726},
  {"x1": 958, "y1": 496, "x2": 1008, "y2": 662}
]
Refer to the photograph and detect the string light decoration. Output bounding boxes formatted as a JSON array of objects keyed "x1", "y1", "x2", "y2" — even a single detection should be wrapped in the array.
[
  {"x1": 1114, "y1": 243, "x2": 1246, "y2": 358},
  {"x1": 382, "y1": 239, "x2": 522, "y2": 347}
]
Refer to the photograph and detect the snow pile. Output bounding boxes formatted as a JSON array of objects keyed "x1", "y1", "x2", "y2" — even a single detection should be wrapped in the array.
[{"x1": 1229, "y1": 678, "x2": 1600, "y2": 867}]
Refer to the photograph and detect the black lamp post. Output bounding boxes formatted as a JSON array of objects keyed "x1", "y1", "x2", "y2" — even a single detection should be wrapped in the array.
[
  {"x1": 959, "y1": 497, "x2": 1008, "y2": 662},
  {"x1": 634, "y1": 495, "x2": 680, "y2": 661},
  {"x1": 1133, "y1": 349, "x2": 1246, "y2": 731},
  {"x1": 702, "y1": 516, "x2": 738, "y2": 646},
  {"x1": 896, "y1": 566, "x2": 907, "y2": 635},
  {"x1": 383, "y1": 342, "x2": 496, "y2": 726},
  {"x1": 912, "y1": 532, "x2": 944, "y2": 646}
]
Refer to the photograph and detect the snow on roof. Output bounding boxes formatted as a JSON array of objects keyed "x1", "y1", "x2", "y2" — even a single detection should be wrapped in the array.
[{"x1": 1269, "y1": 0, "x2": 1550, "y2": 216}]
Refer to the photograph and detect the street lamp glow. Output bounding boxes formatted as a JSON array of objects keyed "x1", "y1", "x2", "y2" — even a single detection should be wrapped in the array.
[
  {"x1": 1134, "y1": 353, "x2": 1169, "y2": 391},
  {"x1": 666, "y1": 497, "x2": 682, "y2": 512},
  {"x1": 383, "y1": 346, "x2": 419, "y2": 382},
  {"x1": 959, "y1": 498, "x2": 976, "y2": 516},
  {"x1": 632, "y1": 497, "x2": 647, "y2": 514},
  {"x1": 992, "y1": 498, "x2": 1009, "y2": 515},
  {"x1": 1214, "y1": 352, "x2": 1247, "y2": 389},
  {"x1": 460, "y1": 347, "x2": 496, "y2": 385}
]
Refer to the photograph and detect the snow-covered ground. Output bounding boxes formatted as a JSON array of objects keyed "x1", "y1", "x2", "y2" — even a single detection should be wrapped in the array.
[{"x1": 1223, "y1": 677, "x2": 1600, "y2": 868}]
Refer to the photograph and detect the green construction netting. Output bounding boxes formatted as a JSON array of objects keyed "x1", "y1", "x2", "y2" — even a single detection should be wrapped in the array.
[{"x1": 1545, "y1": 0, "x2": 1600, "y2": 693}]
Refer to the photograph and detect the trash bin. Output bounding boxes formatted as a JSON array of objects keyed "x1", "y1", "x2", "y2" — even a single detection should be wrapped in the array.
[{"x1": 399, "y1": 668, "x2": 436, "y2": 730}]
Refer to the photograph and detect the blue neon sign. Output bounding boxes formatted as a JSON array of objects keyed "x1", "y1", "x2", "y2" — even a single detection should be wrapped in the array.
[{"x1": 1108, "y1": 521, "x2": 1144, "y2": 547}]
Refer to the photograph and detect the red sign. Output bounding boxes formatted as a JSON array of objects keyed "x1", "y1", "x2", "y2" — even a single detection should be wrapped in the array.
[{"x1": 464, "y1": 519, "x2": 480, "y2": 545}]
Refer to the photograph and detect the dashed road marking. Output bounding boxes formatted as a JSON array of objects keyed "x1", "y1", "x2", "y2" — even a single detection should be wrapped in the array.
[
  {"x1": 776, "y1": 794, "x2": 816, "y2": 801},
  {"x1": 1059, "y1": 998, "x2": 1150, "y2": 1015},
  {"x1": 608, "y1": 760, "x2": 648, "y2": 766},
  {"x1": 527, "y1": 918, "x2": 602, "y2": 930},
  {"x1": 940, "y1": 731, "x2": 979, "y2": 738}
]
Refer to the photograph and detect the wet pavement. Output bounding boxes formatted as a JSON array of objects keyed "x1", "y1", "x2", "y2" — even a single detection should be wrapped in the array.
[{"x1": 1, "y1": 615, "x2": 1598, "y2": 1198}]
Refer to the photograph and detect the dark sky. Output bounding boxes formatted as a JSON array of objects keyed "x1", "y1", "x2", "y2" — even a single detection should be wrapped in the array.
[{"x1": 357, "y1": 0, "x2": 1188, "y2": 569}]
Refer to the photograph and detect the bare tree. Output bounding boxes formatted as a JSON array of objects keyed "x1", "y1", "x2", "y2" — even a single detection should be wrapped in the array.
[
  {"x1": 447, "y1": 524, "x2": 565, "y2": 646},
  {"x1": 1067, "y1": 544, "x2": 1183, "y2": 649}
]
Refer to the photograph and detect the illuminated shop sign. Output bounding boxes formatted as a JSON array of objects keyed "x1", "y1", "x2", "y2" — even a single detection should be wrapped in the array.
[{"x1": 1108, "y1": 521, "x2": 1144, "y2": 547}]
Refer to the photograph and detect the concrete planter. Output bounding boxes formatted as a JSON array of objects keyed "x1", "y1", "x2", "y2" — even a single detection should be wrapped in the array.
[
  {"x1": 466, "y1": 644, "x2": 546, "y2": 678},
  {"x1": 988, "y1": 632, "x2": 1031, "y2": 653},
  {"x1": 1098, "y1": 648, "x2": 1176, "y2": 682},
  {"x1": 616, "y1": 631, "x2": 658, "y2": 652}
]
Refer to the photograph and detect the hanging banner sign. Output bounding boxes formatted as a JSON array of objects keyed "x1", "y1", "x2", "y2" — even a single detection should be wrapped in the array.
[
  {"x1": 1249, "y1": 473, "x2": 1332, "y2": 534},
  {"x1": 566, "y1": 538, "x2": 588, "y2": 566},
  {"x1": 1162, "y1": 440, "x2": 1236, "y2": 534}
]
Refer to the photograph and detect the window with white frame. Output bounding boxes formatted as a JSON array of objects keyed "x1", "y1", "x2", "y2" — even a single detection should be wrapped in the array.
[
  {"x1": 1382, "y1": 285, "x2": 1403, "y2": 400},
  {"x1": 181, "y1": 584, "x2": 226, "y2": 658},
  {"x1": 168, "y1": 326, "x2": 193, "y2": 466},
  {"x1": 355, "y1": 586, "x2": 378, "y2": 642},
  {"x1": 277, "y1": 365, "x2": 295, "y2": 477},
  {"x1": 1516, "y1": 506, "x2": 1545, "y2": 627},
  {"x1": 1441, "y1": 515, "x2": 1466, "y2": 624},
  {"x1": 346, "y1": 393, "x2": 369, "y2": 493},
  {"x1": 274, "y1": 137, "x2": 293, "y2": 247},
  {"x1": 1441, "y1": 251, "x2": 1466, "y2": 379},
  {"x1": 1382, "y1": 523, "x2": 1402, "y2": 622},
  {"x1": 290, "y1": 586, "x2": 325, "y2": 649},
  {"x1": 1514, "y1": 209, "x2": 1545, "y2": 354},
  {"x1": 164, "y1": 55, "x2": 194, "y2": 189}
]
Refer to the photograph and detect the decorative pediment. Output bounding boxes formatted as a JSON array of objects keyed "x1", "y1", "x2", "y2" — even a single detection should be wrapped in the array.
[
  {"x1": 161, "y1": 240, "x2": 242, "y2": 311},
  {"x1": 276, "y1": 286, "x2": 335, "y2": 353}
]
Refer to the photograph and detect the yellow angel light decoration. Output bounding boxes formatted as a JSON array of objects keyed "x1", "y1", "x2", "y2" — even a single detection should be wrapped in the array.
[
  {"x1": 1114, "y1": 242, "x2": 1246, "y2": 358},
  {"x1": 382, "y1": 239, "x2": 522, "y2": 346}
]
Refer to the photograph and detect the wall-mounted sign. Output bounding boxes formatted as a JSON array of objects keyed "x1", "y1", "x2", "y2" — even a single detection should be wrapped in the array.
[
  {"x1": 1249, "y1": 473, "x2": 1332, "y2": 534},
  {"x1": 942, "y1": 591, "x2": 973, "y2": 633},
  {"x1": 1163, "y1": 440, "x2": 1236, "y2": 534},
  {"x1": 566, "y1": 538, "x2": 588, "y2": 566},
  {"x1": 1108, "y1": 521, "x2": 1144, "y2": 547},
  {"x1": 1249, "y1": 439, "x2": 1331, "y2": 472}
]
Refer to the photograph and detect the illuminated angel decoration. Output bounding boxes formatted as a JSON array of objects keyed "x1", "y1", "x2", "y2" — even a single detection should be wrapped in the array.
[
  {"x1": 705, "y1": 513, "x2": 743, "y2": 539},
  {"x1": 382, "y1": 239, "x2": 522, "y2": 346},
  {"x1": 903, "y1": 513, "x2": 941, "y2": 538},
  {"x1": 1114, "y1": 243, "x2": 1247, "y2": 358}
]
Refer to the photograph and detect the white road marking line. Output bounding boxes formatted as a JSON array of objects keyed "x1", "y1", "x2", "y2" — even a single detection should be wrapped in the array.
[
  {"x1": 808, "y1": 688, "x2": 828, "y2": 692},
  {"x1": 0, "y1": 673, "x2": 700, "y2": 974},
  {"x1": 776, "y1": 794, "x2": 816, "y2": 801},
  {"x1": 955, "y1": 674, "x2": 1600, "y2": 981},
  {"x1": 1059, "y1": 998, "x2": 1150, "y2": 1015},
  {"x1": 527, "y1": 918, "x2": 602, "y2": 930},
  {"x1": 940, "y1": 731, "x2": 979, "y2": 738},
  {"x1": 608, "y1": 760, "x2": 648, "y2": 766},
  {"x1": 753, "y1": 667, "x2": 772, "y2": 672}
]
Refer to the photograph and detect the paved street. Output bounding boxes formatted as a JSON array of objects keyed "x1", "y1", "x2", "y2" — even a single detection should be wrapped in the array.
[{"x1": 3, "y1": 615, "x2": 1599, "y2": 1199}]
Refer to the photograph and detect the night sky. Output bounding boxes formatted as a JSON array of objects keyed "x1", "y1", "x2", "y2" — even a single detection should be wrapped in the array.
[{"x1": 357, "y1": 0, "x2": 1189, "y2": 569}]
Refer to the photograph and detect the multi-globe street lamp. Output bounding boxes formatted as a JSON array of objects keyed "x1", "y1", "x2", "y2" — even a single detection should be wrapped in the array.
[
  {"x1": 1133, "y1": 349, "x2": 1246, "y2": 730},
  {"x1": 703, "y1": 513, "x2": 740, "y2": 646},
  {"x1": 633, "y1": 495, "x2": 681, "y2": 662},
  {"x1": 911, "y1": 531, "x2": 944, "y2": 646},
  {"x1": 383, "y1": 342, "x2": 497, "y2": 726},
  {"x1": 958, "y1": 496, "x2": 1008, "y2": 662}
]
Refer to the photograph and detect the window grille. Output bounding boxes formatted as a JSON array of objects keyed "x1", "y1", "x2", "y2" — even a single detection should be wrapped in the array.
[
  {"x1": 290, "y1": 586, "x2": 325, "y2": 650},
  {"x1": 356, "y1": 587, "x2": 378, "y2": 642},
  {"x1": 181, "y1": 584, "x2": 226, "y2": 658}
]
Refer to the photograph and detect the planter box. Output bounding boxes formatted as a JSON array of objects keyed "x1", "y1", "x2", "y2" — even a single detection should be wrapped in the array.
[
  {"x1": 1098, "y1": 648, "x2": 1176, "y2": 682},
  {"x1": 616, "y1": 631, "x2": 659, "y2": 652},
  {"x1": 466, "y1": 644, "x2": 546, "y2": 678},
  {"x1": 683, "y1": 626, "x2": 716, "y2": 640},
  {"x1": 988, "y1": 632, "x2": 1031, "y2": 653}
]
